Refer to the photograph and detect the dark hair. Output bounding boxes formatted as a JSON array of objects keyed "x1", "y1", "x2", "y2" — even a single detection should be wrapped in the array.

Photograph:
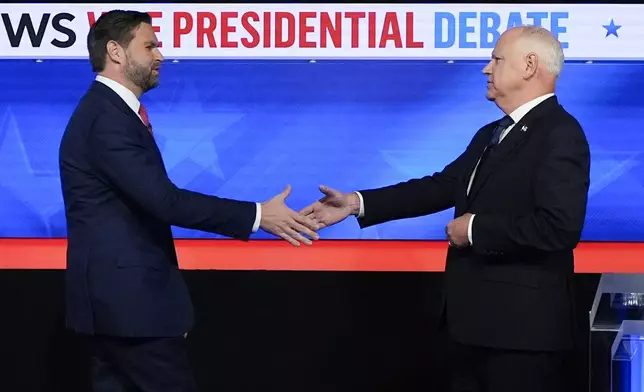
[{"x1": 87, "y1": 10, "x2": 152, "y2": 72}]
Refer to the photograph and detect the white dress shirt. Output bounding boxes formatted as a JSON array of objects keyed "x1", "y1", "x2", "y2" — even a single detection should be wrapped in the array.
[
  {"x1": 355, "y1": 93, "x2": 555, "y2": 244},
  {"x1": 95, "y1": 75, "x2": 262, "y2": 233}
]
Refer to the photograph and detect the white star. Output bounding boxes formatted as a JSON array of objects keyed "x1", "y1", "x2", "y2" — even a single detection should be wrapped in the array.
[
  {"x1": 144, "y1": 82, "x2": 245, "y2": 185},
  {"x1": 0, "y1": 106, "x2": 63, "y2": 236}
]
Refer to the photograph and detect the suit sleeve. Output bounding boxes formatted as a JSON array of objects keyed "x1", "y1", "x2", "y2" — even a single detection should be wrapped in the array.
[
  {"x1": 357, "y1": 130, "x2": 485, "y2": 228},
  {"x1": 471, "y1": 122, "x2": 590, "y2": 253},
  {"x1": 88, "y1": 116, "x2": 257, "y2": 240}
]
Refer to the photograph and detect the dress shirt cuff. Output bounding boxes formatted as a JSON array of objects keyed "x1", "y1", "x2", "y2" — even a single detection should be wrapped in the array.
[
  {"x1": 355, "y1": 192, "x2": 365, "y2": 218},
  {"x1": 467, "y1": 214, "x2": 475, "y2": 245},
  {"x1": 252, "y1": 202, "x2": 261, "y2": 233}
]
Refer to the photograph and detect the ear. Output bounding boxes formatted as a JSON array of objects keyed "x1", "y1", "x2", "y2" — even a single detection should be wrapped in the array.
[
  {"x1": 524, "y1": 52, "x2": 538, "y2": 79},
  {"x1": 105, "y1": 40, "x2": 125, "y2": 66}
]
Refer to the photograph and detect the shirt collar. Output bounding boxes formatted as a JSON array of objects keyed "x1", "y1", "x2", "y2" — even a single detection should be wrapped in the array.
[
  {"x1": 95, "y1": 75, "x2": 141, "y2": 116},
  {"x1": 508, "y1": 93, "x2": 555, "y2": 124}
]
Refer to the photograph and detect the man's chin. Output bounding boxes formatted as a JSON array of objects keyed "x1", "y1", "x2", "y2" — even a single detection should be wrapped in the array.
[
  {"x1": 485, "y1": 87, "x2": 497, "y2": 100},
  {"x1": 143, "y1": 79, "x2": 160, "y2": 92}
]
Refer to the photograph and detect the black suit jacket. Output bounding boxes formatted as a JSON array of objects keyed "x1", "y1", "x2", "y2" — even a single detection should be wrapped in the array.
[
  {"x1": 59, "y1": 81, "x2": 257, "y2": 337},
  {"x1": 357, "y1": 96, "x2": 590, "y2": 351}
]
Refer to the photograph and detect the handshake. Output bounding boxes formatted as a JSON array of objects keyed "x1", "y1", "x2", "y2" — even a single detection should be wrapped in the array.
[
  {"x1": 259, "y1": 184, "x2": 360, "y2": 246},
  {"x1": 260, "y1": 184, "x2": 473, "y2": 248}
]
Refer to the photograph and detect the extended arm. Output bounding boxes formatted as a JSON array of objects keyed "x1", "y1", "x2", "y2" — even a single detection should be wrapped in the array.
[
  {"x1": 88, "y1": 116, "x2": 258, "y2": 240},
  {"x1": 301, "y1": 128, "x2": 488, "y2": 231},
  {"x1": 357, "y1": 137, "x2": 483, "y2": 228}
]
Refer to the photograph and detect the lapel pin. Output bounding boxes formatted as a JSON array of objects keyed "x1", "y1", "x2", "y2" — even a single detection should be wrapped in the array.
[{"x1": 521, "y1": 125, "x2": 528, "y2": 132}]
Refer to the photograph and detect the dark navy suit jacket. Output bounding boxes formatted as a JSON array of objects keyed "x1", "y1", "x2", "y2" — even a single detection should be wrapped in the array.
[
  {"x1": 59, "y1": 80, "x2": 257, "y2": 337},
  {"x1": 357, "y1": 96, "x2": 590, "y2": 351}
]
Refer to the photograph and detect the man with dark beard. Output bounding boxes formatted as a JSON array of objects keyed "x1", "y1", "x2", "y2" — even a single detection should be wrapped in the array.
[{"x1": 59, "y1": 10, "x2": 319, "y2": 391}]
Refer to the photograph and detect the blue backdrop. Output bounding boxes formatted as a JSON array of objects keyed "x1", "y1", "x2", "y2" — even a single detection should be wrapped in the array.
[{"x1": 0, "y1": 59, "x2": 641, "y2": 240}]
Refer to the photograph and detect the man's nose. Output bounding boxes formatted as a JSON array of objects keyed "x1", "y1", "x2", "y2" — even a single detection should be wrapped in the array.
[{"x1": 155, "y1": 48, "x2": 164, "y2": 62}]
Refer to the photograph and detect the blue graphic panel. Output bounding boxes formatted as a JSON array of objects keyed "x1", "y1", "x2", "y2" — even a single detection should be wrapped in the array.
[{"x1": 0, "y1": 59, "x2": 642, "y2": 241}]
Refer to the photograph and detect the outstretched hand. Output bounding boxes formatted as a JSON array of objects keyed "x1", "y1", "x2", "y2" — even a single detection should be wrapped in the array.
[
  {"x1": 300, "y1": 185, "x2": 361, "y2": 229},
  {"x1": 260, "y1": 185, "x2": 320, "y2": 246}
]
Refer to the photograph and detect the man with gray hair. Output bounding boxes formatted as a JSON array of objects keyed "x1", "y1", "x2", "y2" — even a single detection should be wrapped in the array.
[{"x1": 301, "y1": 26, "x2": 590, "y2": 391}]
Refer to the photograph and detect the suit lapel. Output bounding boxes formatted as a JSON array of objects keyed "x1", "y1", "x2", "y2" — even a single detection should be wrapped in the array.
[
  {"x1": 89, "y1": 81, "x2": 166, "y2": 169},
  {"x1": 90, "y1": 81, "x2": 153, "y2": 140},
  {"x1": 466, "y1": 123, "x2": 528, "y2": 202},
  {"x1": 466, "y1": 96, "x2": 560, "y2": 204},
  {"x1": 463, "y1": 125, "x2": 493, "y2": 190}
]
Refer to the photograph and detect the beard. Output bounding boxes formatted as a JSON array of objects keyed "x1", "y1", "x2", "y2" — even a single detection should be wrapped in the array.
[{"x1": 124, "y1": 55, "x2": 159, "y2": 93}]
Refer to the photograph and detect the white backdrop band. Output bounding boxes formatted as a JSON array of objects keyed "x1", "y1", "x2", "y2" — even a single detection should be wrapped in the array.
[{"x1": 0, "y1": 4, "x2": 640, "y2": 60}]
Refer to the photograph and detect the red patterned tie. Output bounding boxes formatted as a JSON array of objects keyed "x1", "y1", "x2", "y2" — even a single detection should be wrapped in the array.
[{"x1": 138, "y1": 103, "x2": 153, "y2": 134}]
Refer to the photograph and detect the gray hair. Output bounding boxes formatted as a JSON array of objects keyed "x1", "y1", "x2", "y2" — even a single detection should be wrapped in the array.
[{"x1": 517, "y1": 26, "x2": 565, "y2": 78}]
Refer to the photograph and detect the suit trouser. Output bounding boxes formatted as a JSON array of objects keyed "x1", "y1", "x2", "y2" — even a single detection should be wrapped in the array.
[
  {"x1": 447, "y1": 336, "x2": 568, "y2": 392},
  {"x1": 86, "y1": 334, "x2": 197, "y2": 392}
]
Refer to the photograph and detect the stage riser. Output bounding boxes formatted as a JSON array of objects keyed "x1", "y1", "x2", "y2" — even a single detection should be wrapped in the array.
[{"x1": 0, "y1": 270, "x2": 600, "y2": 392}]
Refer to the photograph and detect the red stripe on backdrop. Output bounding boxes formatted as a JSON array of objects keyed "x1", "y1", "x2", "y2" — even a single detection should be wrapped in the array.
[{"x1": 0, "y1": 239, "x2": 642, "y2": 273}]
